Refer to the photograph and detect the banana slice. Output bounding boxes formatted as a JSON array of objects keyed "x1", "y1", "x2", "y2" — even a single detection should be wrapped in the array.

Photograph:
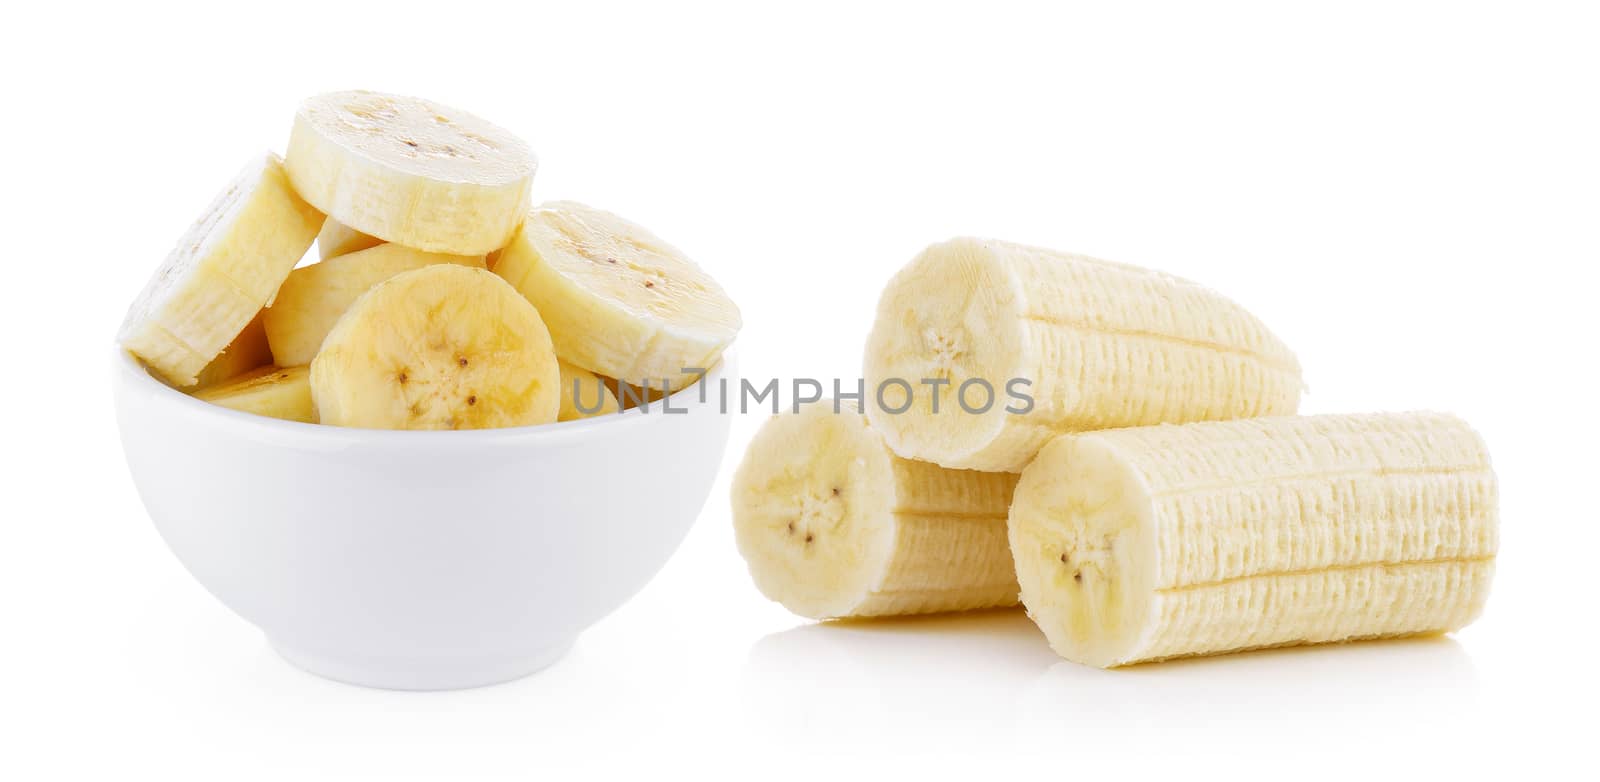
[
  {"x1": 1009, "y1": 413, "x2": 1498, "y2": 668},
  {"x1": 863, "y1": 238, "x2": 1302, "y2": 472},
  {"x1": 285, "y1": 90, "x2": 536, "y2": 255},
  {"x1": 193, "y1": 366, "x2": 315, "y2": 423},
  {"x1": 263, "y1": 243, "x2": 485, "y2": 366},
  {"x1": 189, "y1": 310, "x2": 272, "y2": 389},
  {"x1": 602, "y1": 376, "x2": 664, "y2": 410},
  {"x1": 494, "y1": 201, "x2": 741, "y2": 386},
  {"x1": 316, "y1": 218, "x2": 383, "y2": 260},
  {"x1": 558, "y1": 360, "x2": 620, "y2": 421},
  {"x1": 119, "y1": 152, "x2": 323, "y2": 386},
  {"x1": 311, "y1": 264, "x2": 560, "y2": 430},
  {"x1": 732, "y1": 401, "x2": 1020, "y2": 619}
]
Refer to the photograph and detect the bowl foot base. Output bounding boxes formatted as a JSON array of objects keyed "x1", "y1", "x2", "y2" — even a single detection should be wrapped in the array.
[{"x1": 269, "y1": 637, "x2": 575, "y2": 691}]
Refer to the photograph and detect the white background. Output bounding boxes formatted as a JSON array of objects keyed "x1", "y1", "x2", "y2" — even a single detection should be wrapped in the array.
[{"x1": 3, "y1": 1, "x2": 1597, "y2": 778}]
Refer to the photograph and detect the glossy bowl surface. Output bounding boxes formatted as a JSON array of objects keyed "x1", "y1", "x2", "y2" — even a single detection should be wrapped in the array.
[{"x1": 113, "y1": 349, "x2": 735, "y2": 689}]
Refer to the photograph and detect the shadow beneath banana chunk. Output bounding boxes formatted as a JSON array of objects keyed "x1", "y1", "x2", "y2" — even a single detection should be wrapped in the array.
[
  {"x1": 1018, "y1": 634, "x2": 1479, "y2": 739},
  {"x1": 742, "y1": 609, "x2": 1061, "y2": 744}
]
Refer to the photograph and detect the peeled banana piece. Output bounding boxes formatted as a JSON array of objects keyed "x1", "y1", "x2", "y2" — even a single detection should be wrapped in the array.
[
  {"x1": 311, "y1": 264, "x2": 560, "y2": 430},
  {"x1": 193, "y1": 366, "x2": 315, "y2": 423},
  {"x1": 316, "y1": 218, "x2": 383, "y2": 260},
  {"x1": 732, "y1": 402, "x2": 1020, "y2": 619},
  {"x1": 119, "y1": 152, "x2": 323, "y2": 386},
  {"x1": 557, "y1": 360, "x2": 620, "y2": 421},
  {"x1": 285, "y1": 90, "x2": 536, "y2": 255},
  {"x1": 1008, "y1": 412, "x2": 1498, "y2": 668},
  {"x1": 494, "y1": 201, "x2": 741, "y2": 386},
  {"x1": 863, "y1": 238, "x2": 1303, "y2": 472},
  {"x1": 263, "y1": 243, "x2": 485, "y2": 366},
  {"x1": 188, "y1": 310, "x2": 271, "y2": 389}
]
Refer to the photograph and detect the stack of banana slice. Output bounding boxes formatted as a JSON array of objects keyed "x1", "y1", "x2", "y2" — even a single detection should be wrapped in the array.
[
  {"x1": 732, "y1": 238, "x2": 1497, "y2": 668},
  {"x1": 119, "y1": 90, "x2": 741, "y2": 430}
]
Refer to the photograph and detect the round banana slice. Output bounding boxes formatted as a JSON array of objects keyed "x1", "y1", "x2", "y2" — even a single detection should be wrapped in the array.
[
  {"x1": 493, "y1": 201, "x2": 742, "y2": 386},
  {"x1": 731, "y1": 402, "x2": 1019, "y2": 620},
  {"x1": 193, "y1": 366, "x2": 315, "y2": 424},
  {"x1": 311, "y1": 265, "x2": 560, "y2": 430},
  {"x1": 315, "y1": 218, "x2": 384, "y2": 260},
  {"x1": 119, "y1": 152, "x2": 323, "y2": 386},
  {"x1": 189, "y1": 310, "x2": 272, "y2": 390},
  {"x1": 263, "y1": 243, "x2": 485, "y2": 366},
  {"x1": 286, "y1": 90, "x2": 536, "y2": 255},
  {"x1": 556, "y1": 360, "x2": 620, "y2": 421}
]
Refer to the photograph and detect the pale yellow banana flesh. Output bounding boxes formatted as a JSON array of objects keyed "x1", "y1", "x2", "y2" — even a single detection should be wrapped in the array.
[
  {"x1": 119, "y1": 152, "x2": 323, "y2": 386},
  {"x1": 285, "y1": 90, "x2": 536, "y2": 255},
  {"x1": 863, "y1": 238, "x2": 1303, "y2": 472},
  {"x1": 557, "y1": 360, "x2": 620, "y2": 421},
  {"x1": 732, "y1": 402, "x2": 1019, "y2": 620},
  {"x1": 188, "y1": 310, "x2": 272, "y2": 389},
  {"x1": 263, "y1": 244, "x2": 485, "y2": 366},
  {"x1": 494, "y1": 201, "x2": 741, "y2": 386},
  {"x1": 310, "y1": 264, "x2": 560, "y2": 430},
  {"x1": 316, "y1": 218, "x2": 384, "y2": 260},
  {"x1": 1009, "y1": 412, "x2": 1498, "y2": 668},
  {"x1": 192, "y1": 365, "x2": 315, "y2": 423}
]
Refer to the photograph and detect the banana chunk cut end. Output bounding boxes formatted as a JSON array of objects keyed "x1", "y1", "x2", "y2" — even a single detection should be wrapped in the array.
[{"x1": 732, "y1": 403, "x2": 1019, "y2": 620}]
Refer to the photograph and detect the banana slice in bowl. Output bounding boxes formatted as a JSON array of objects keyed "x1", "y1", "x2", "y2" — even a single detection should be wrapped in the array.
[
  {"x1": 286, "y1": 90, "x2": 536, "y2": 255},
  {"x1": 494, "y1": 201, "x2": 742, "y2": 388}
]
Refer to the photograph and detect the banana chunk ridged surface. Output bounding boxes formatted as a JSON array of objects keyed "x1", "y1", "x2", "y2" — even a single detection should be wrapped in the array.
[
  {"x1": 286, "y1": 90, "x2": 536, "y2": 255},
  {"x1": 863, "y1": 238, "x2": 1303, "y2": 472},
  {"x1": 1008, "y1": 412, "x2": 1498, "y2": 668},
  {"x1": 119, "y1": 152, "x2": 323, "y2": 386},
  {"x1": 732, "y1": 402, "x2": 1020, "y2": 619},
  {"x1": 310, "y1": 264, "x2": 560, "y2": 430}
]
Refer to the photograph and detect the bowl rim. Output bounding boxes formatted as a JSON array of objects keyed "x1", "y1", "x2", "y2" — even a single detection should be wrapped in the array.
[{"x1": 114, "y1": 344, "x2": 737, "y2": 445}]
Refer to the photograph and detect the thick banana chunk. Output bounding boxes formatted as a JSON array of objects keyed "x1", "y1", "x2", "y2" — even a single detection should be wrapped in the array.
[
  {"x1": 285, "y1": 90, "x2": 536, "y2": 255},
  {"x1": 316, "y1": 218, "x2": 383, "y2": 260},
  {"x1": 189, "y1": 310, "x2": 272, "y2": 389},
  {"x1": 193, "y1": 366, "x2": 315, "y2": 423},
  {"x1": 311, "y1": 265, "x2": 560, "y2": 430},
  {"x1": 1009, "y1": 412, "x2": 1498, "y2": 668},
  {"x1": 732, "y1": 402, "x2": 1020, "y2": 619},
  {"x1": 119, "y1": 152, "x2": 323, "y2": 386},
  {"x1": 494, "y1": 201, "x2": 741, "y2": 386},
  {"x1": 263, "y1": 244, "x2": 485, "y2": 366},
  {"x1": 557, "y1": 360, "x2": 620, "y2": 421},
  {"x1": 863, "y1": 238, "x2": 1302, "y2": 472}
]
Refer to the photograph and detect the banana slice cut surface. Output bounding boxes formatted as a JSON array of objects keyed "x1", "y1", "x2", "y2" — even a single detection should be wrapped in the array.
[
  {"x1": 286, "y1": 90, "x2": 536, "y2": 255},
  {"x1": 310, "y1": 264, "x2": 560, "y2": 430},
  {"x1": 193, "y1": 365, "x2": 314, "y2": 423},
  {"x1": 557, "y1": 360, "x2": 620, "y2": 421},
  {"x1": 119, "y1": 152, "x2": 322, "y2": 386},
  {"x1": 494, "y1": 201, "x2": 741, "y2": 386},
  {"x1": 315, "y1": 218, "x2": 384, "y2": 260},
  {"x1": 264, "y1": 243, "x2": 484, "y2": 366}
]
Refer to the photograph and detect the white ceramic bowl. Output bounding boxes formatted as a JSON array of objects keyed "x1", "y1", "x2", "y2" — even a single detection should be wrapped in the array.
[{"x1": 113, "y1": 348, "x2": 734, "y2": 690}]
